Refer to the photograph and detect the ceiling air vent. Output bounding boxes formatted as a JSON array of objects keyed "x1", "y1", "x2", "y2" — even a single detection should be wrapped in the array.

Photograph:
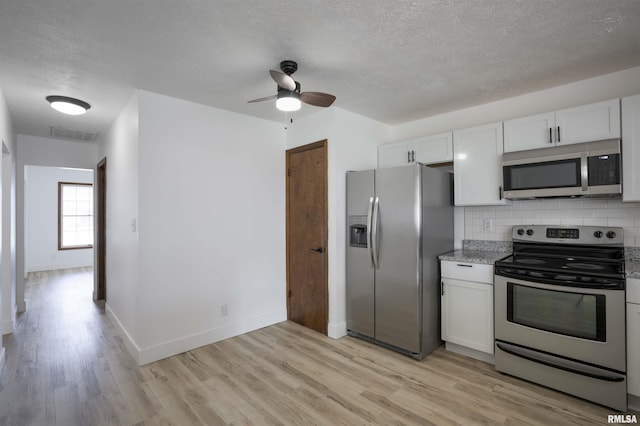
[{"x1": 50, "y1": 126, "x2": 100, "y2": 142}]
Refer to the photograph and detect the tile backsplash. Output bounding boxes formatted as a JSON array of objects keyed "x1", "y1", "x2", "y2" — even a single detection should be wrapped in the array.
[{"x1": 465, "y1": 198, "x2": 640, "y2": 247}]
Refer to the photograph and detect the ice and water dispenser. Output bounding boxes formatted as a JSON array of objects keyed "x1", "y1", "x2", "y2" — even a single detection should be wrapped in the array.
[{"x1": 349, "y1": 215, "x2": 368, "y2": 248}]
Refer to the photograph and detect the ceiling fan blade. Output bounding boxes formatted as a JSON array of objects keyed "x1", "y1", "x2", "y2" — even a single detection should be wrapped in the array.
[
  {"x1": 247, "y1": 94, "x2": 276, "y2": 103},
  {"x1": 269, "y1": 70, "x2": 296, "y2": 91},
  {"x1": 300, "y1": 92, "x2": 336, "y2": 108}
]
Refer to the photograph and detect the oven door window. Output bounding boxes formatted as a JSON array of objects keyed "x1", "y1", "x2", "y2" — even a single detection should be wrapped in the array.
[
  {"x1": 503, "y1": 158, "x2": 581, "y2": 191},
  {"x1": 506, "y1": 282, "x2": 606, "y2": 341}
]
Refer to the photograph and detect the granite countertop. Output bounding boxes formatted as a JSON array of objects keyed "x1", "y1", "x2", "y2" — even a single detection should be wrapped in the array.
[
  {"x1": 439, "y1": 242, "x2": 640, "y2": 279},
  {"x1": 439, "y1": 240, "x2": 512, "y2": 265},
  {"x1": 627, "y1": 247, "x2": 640, "y2": 280}
]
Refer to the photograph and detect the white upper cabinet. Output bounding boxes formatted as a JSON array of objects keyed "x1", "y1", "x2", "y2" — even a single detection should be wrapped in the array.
[
  {"x1": 556, "y1": 99, "x2": 620, "y2": 144},
  {"x1": 503, "y1": 112, "x2": 555, "y2": 152},
  {"x1": 503, "y1": 99, "x2": 621, "y2": 152},
  {"x1": 412, "y1": 132, "x2": 453, "y2": 164},
  {"x1": 453, "y1": 122, "x2": 507, "y2": 206},
  {"x1": 378, "y1": 141, "x2": 414, "y2": 168},
  {"x1": 622, "y1": 94, "x2": 640, "y2": 202},
  {"x1": 378, "y1": 132, "x2": 453, "y2": 169}
]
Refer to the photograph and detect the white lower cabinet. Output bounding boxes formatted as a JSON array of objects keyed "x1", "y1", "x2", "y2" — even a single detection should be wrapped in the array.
[
  {"x1": 441, "y1": 261, "x2": 494, "y2": 355},
  {"x1": 627, "y1": 278, "x2": 640, "y2": 396}
]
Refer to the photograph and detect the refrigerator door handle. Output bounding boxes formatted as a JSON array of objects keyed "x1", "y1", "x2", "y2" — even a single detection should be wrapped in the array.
[
  {"x1": 366, "y1": 197, "x2": 375, "y2": 267},
  {"x1": 371, "y1": 196, "x2": 380, "y2": 269}
]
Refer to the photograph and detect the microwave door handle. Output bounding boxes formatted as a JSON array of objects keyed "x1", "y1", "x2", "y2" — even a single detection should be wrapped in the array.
[{"x1": 580, "y1": 153, "x2": 588, "y2": 191}]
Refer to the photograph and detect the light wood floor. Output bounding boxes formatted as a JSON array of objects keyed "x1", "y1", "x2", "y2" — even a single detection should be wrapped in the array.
[{"x1": 0, "y1": 268, "x2": 633, "y2": 425}]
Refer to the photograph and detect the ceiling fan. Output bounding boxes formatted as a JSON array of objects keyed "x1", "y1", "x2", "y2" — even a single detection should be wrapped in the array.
[{"x1": 248, "y1": 60, "x2": 336, "y2": 112}]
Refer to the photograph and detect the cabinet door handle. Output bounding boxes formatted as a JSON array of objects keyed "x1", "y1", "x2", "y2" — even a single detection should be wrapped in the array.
[
  {"x1": 407, "y1": 151, "x2": 411, "y2": 163},
  {"x1": 456, "y1": 264, "x2": 473, "y2": 268},
  {"x1": 549, "y1": 127, "x2": 553, "y2": 144},
  {"x1": 499, "y1": 185, "x2": 503, "y2": 200},
  {"x1": 441, "y1": 281, "x2": 445, "y2": 296},
  {"x1": 557, "y1": 126, "x2": 561, "y2": 143},
  {"x1": 411, "y1": 150, "x2": 415, "y2": 162}
]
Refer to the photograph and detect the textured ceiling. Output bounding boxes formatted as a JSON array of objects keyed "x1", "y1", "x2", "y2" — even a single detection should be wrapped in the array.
[{"x1": 1, "y1": 0, "x2": 640, "y2": 140}]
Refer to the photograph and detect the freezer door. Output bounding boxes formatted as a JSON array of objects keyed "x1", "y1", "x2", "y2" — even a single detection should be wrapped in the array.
[
  {"x1": 346, "y1": 170, "x2": 375, "y2": 338},
  {"x1": 374, "y1": 165, "x2": 422, "y2": 352}
]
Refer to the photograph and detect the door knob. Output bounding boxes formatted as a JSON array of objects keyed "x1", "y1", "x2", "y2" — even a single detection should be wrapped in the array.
[{"x1": 310, "y1": 247, "x2": 324, "y2": 253}]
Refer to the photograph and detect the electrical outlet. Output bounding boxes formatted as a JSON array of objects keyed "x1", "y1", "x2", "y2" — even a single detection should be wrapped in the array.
[
  {"x1": 221, "y1": 304, "x2": 228, "y2": 317},
  {"x1": 483, "y1": 218, "x2": 494, "y2": 232}
]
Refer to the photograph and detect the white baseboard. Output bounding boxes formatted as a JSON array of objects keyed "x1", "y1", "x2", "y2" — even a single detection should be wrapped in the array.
[
  {"x1": 105, "y1": 303, "x2": 142, "y2": 363},
  {"x1": 27, "y1": 261, "x2": 93, "y2": 273},
  {"x1": 2, "y1": 319, "x2": 14, "y2": 335},
  {"x1": 105, "y1": 304, "x2": 287, "y2": 366},
  {"x1": 628, "y1": 394, "x2": 640, "y2": 411},
  {"x1": 444, "y1": 342, "x2": 495, "y2": 364},
  {"x1": 328, "y1": 321, "x2": 347, "y2": 339},
  {"x1": 2, "y1": 305, "x2": 17, "y2": 335}
]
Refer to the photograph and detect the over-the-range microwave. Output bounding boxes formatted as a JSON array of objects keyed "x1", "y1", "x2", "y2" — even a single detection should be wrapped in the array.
[{"x1": 502, "y1": 139, "x2": 621, "y2": 199}]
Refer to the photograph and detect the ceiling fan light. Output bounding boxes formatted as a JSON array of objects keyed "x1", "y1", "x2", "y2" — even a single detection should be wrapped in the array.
[
  {"x1": 276, "y1": 92, "x2": 301, "y2": 112},
  {"x1": 46, "y1": 95, "x2": 91, "y2": 115}
]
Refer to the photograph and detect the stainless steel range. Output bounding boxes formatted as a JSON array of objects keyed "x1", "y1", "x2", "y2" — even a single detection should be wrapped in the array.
[{"x1": 494, "y1": 225, "x2": 626, "y2": 411}]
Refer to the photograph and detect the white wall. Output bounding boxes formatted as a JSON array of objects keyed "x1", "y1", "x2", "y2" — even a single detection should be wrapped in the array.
[
  {"x1": 103, "y1": 90, "x2": 287, "y2": 364},
  {"x1": 16, "y1": 135, "x2": 98, "y2": 311},
  {"x1": 24, "y1": 166, "x2": 94, "y2": 272},
  {"x1": 0, "y1": 86, "x2": 16, "y2": 368},
  {"x1": 392, "y1": 67, "x2": 640, "y2": 141},
  {"x1": 465, "y1": 199, "x2": 640, "y2": 246},
  {"x1": 98, "y1": 92, "x2": 141, "y2": 358},
  {"x1": 391, "y1": 66, "x2": 640, "y2": 246},
  {"x1": 286, "y1": 107, "x2": 391, "y2": 338}
]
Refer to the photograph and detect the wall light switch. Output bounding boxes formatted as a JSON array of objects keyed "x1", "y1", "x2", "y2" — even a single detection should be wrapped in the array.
[{"x1": 483, "y1": 218, "x2": 494, "y2": 232}]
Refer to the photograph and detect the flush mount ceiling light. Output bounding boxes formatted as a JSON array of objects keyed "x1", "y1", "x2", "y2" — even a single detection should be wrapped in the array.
[
  {"x1": 276, "y1": 90, "x2": 301, "y2": 112},
  {"x1": 46, "y1": 95, "x2": 91, "y2": 115}
]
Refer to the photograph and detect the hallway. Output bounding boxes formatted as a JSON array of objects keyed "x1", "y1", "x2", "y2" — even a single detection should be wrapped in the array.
[{"x1": 0, "y1": 268, "x2": 143, "y2": 425}]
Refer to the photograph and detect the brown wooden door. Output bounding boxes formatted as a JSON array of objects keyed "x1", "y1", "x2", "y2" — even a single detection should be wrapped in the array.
[
  {"x1": 286, "y1": 140, "x2": 328, "y2": 335},
  {"x1": 96, "y1": 157, "x2": 107, "y2": 301}
]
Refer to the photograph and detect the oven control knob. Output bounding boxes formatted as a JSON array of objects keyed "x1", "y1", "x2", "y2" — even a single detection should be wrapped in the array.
[
  {"x1": 517, "y1": 228, "x2": 524, "y2": 236},
  {"x1": 594, "y1": 231, "x2": 603, "y2": 238},
  {"x1": 606, "y1": 231, "x2": 617, "y2": 239},
  {"x1": 526, "y1": 229, "x2": 534, "y2": 236}
]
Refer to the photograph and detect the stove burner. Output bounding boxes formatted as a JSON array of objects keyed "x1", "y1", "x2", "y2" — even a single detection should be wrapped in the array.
[
  {"x1": 515, "y1": 258, "x2": 546, "y2": 265},
  {"x1": 565, "y1": 262, "x2": 605, "y2": 270}
]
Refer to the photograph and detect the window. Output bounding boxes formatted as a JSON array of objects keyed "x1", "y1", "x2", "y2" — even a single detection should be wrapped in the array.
[{"x1": 58, "y1": 182, "x2": 93, "y2": 250}]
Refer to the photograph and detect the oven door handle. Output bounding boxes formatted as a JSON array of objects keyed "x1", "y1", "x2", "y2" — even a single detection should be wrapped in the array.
[
  {"x1": 496, "y1": 342, "x2": 625, "y2": 382},
  {"x1": 494, "y1": 269, "x2": 625, "y2": 290},
  {"x1": 580, "y1": 152, "x2": 588, "y2": 192}
]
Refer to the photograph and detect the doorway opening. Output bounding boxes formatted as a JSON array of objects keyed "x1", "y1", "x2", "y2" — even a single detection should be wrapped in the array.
[{"x1": 23, "y1": 165, "x2": 95, "y2": 292}]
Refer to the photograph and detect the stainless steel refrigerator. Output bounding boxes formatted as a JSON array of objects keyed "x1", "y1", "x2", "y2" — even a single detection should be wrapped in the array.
[{"x1": 346, "y1": 163, "x2": 453, "y2": 359}]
